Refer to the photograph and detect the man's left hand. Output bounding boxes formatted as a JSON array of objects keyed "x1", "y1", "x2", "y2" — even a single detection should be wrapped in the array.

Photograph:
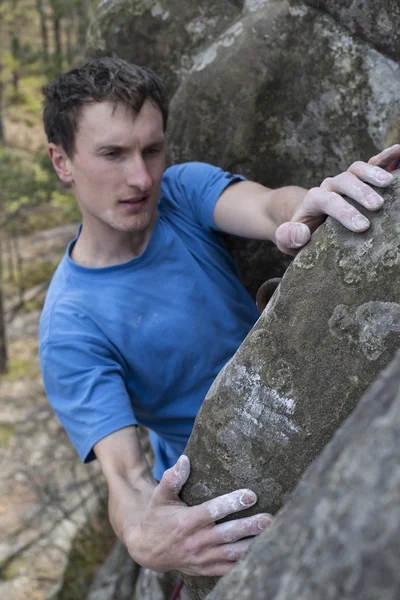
[{"x1": 275, "y1": 144, "x2": 400, "y2": 255}]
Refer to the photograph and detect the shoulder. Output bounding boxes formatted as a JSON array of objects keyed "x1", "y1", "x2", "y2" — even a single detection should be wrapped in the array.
[
  {"x1": 162, "y1": 162, "x2": 228, "y2": 190},
  {"x1": 39, "y1": 267, "x2": 99, "y2": 354},
  {"x1": 160, "y1": 162, "x2": 247, "y2": 229}
]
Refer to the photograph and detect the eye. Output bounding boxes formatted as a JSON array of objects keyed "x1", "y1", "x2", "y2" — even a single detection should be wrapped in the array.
[
  {"x1": 143, "y1": 147, "x2": 161, "y2": 156},
  {"x1": 103, "y1": 149, "x2": 122, "y2": 160}
]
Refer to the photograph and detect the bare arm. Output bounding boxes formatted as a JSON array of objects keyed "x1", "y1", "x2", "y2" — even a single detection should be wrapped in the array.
[
  {"x1": 94, "y1": 426, "x2": 157, "y2": 541},
  {"x1": 214, "y1": 145, "x2": 400, "y2": 255},
  {"x1": 94, "y1": 426, "x2": 272, "y2": 576}
]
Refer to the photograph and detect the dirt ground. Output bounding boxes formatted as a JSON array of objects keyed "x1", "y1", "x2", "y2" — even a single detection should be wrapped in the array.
[{"x1": 0, "y1": 224, "x2": 109, "y2": 600}]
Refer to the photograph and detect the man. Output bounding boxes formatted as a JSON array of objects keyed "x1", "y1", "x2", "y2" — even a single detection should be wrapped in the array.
[{"x1": 39, "y1": 57, "x2": 398, "y2": 577}]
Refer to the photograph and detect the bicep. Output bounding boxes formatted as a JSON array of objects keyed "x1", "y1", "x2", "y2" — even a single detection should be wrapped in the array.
[{"x1": 213, "y1": 180, "x2": 277, "y2": 240}]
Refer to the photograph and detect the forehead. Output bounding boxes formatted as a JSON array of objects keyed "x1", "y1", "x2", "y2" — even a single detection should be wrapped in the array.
[{"x1": 75, "y1": 100, "x2": 164, "y2": 147}]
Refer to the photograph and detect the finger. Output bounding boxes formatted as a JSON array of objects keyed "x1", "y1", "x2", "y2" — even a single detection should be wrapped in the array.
[
  {"x1": 154, "y1": 455, "x2": 190, "y2": 503},
  {"x1": 321, "y1": 172, "x2": 384, "y2": 209},
  {"x1": 345, "y1": 161, "x2": 393, "y2": 188},
  {"x1": 208, "y1": 538, "x2": 255, "y2": 564},
  {"x1": 367, "y1": 144, "x2": 400, "y2": 168},
  {"x1": 193, "y1": 489, "x2": 258, "y2": 527},
  {"x1": 192, "y1": 562, "x2": 234, "y2": 577},
  {"x1": 275, "y1": 222, "x2": 311, "y2": 253},
  {"x1": 299, "y1": 189, "x2": 371, "y2": 233},
  {"x1": 213, "y1": 513, "x2": 273, "y2": 544}
]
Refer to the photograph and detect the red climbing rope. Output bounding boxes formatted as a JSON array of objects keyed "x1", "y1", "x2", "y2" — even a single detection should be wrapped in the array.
[
  {"x1": 388, "y1": 158, "x2": 400, "y2": 172},
  {"x1": 169, "y1": 578, "x2": 184, "y2": 600}
]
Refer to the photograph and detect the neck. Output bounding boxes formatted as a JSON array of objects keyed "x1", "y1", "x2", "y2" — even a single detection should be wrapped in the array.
[{"x1": 71, "y1": 215, "x2": 157, "y2": 268}]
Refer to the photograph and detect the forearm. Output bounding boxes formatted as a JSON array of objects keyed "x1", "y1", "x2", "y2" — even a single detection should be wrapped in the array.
[
  {"x1": 214, "y1": 180, "x2": 307, "y2": 241},
  {"x1": 265, "y1": 185, "x2": 308, "y2": 231},
  {"x1": 93, "y1": 426, "x2": 158, "y2": 545},
  {"x1": 107, "y1": 462, "x2": 157, "y2": 543}
]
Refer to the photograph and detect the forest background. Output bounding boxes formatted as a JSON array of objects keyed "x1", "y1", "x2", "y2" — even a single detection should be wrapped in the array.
[
  {"x1": 0, "y1": 0, "x2": 98, "y2": 374},
  {"x1": 0, "y1": 3, "x2": 116, "y2": 599}
]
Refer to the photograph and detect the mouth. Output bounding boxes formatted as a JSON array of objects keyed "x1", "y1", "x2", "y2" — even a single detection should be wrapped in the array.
[
  {"x1": 119, "y1": 195, "x2": 149, "y2": 205},
  {"x1": 118, "y1": 195, "x2": 150, "y2": 211}
]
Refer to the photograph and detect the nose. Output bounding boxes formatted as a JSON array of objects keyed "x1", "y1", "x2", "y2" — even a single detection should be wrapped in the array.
[{"x1": 125, "y1": 154, "x2": 152, "y2": 192}]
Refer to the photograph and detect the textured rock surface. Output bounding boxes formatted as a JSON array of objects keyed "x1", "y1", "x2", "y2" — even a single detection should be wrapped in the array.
[
  {"x1": 167, "y1": 2, "x2": 400, "y2": 189},
  {"x1": 86, "y1": 0, "x2": 243, "y2": 95},
  {"x1": 181, "y1": 172, "x2": 400, "y2": 598},
  {"x1": 87, "y1": 542, "x2": 191, "y2": 600},
  {"x1": 207, "y1": 348, "x2": 400, "y2": 600},
  {"x1": 166, "y1": 1, "x2": 400, "y2": 293},
  {"x1": 86, "y1": 0, "x2": 400, "y2": 295},
  {"x1": 305, "y1": 0, "x2": 400, "y2": 61}
]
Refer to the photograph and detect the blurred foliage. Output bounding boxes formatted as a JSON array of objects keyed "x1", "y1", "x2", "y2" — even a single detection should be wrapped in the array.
[
  {"x1": 0, "y1": 0, "x2": 99, "y2": 235},
  {"x1": 0, "y1": 144, "x2": 80, "y2": 234}
]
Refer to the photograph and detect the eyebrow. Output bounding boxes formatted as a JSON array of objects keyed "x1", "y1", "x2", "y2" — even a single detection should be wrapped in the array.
[{"x1": 94, "y1": 138, "x2": 165, "y2": 153}]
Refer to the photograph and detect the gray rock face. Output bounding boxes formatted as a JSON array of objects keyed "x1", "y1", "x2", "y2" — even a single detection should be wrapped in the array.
[
  {"x1": 166, "y1": 0, "x2": 400, "y2": 293},
  {"x1": 167, "y1": 2, "x2": 400, "y2": 190},
  {"x1": 86, "y1": 0, "x2": 243, "y2": 95},
  {"x1": 207, "y1": 347, "x2": 400, "y2": 600},
  {"x1": 87, "y1": 0, "x2": 400, "y2": 294},
  {"x1": 305, "y1": 0, "x2": 400, "y2": 61},
  {"x1": 181, "y1": 172, "x2": 400, "y2": 598}
]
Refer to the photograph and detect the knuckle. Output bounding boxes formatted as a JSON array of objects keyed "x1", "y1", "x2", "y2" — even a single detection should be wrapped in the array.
[
  {"x1": 363, "y1": 185, "x2": 376, "y2": 198},
  {"x1": 306, "y1": 186, "x2": 321, "y2": 199},
  {"x1": 372, "y1": 166, "x2": 384, "y2": 177},
  {"x1": 332, "y1": 172, "x2": 346, "y2": 185},
  {"x1": 321, "y1": 176, "x2": 334, "y2": 189},
  {"x1": 339, "y1": 207, "x2": 354, "y2": 222},
  {"x1": 348, "y1": 160, "x2": 363, "y2": 171},
  {"x1": 224, "y1": 545, "x2": 238, "y2": 561},
  {"x1": 325, "y1": 191, "x2": 340, "y2": 206},
  {"x1": 161, "y1": 467, "x2": 176, "y2": 488}
]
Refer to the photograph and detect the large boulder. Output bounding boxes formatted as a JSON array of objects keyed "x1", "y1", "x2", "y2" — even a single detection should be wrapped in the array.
[
  {"x1": 305, "y1": 0, "x2": 400, "y2": 62},
  {"x1": 86, "y1": 0, "x2": 243, "y2": 95},
  {"x1": 167, "y1": 2, "x2": 400, "y2": 189},
  {"x1": 207, "y1": 347, "x2": 400, "y2": 600},
  {"x1": 86, "y1": 0, "x2": 400, "y2": 294},
  {"x1": 181, "y1": 171, "x2": 400, "y2": 598}
]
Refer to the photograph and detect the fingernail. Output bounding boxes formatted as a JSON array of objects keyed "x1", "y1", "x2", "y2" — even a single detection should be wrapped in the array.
[
  {"x1": 365, "y1": 195, "x2": 383, "y2": 209},
  {"x1": 176, "y1": 455, "x2": 189, "y2": 475},
  {"x1": 352, "y1": 215, "x2": 370, "y2": 231},
  {"x1": 240, "y1": 492, "x2": 257, "y2": 506},
  {"x1": 259, "y1": 515, "x2": 273, "y2": 530},
  {"x1": 376, "y1": 171, "x2": 393, "y2": 183},
  {"x1": 291, "y1": 224, "x2": 310, "y2": 247}
]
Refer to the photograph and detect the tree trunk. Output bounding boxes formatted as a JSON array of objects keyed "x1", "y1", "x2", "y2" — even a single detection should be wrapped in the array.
[
  {"x1": 76, "y1": 0, "x2": 91, "y2": 50},
  {"x1": 181, "y1": 171, "x2": 400, "y2": 598},
  {"x1": 0, "y1": 62, "x2": 4, "y2": 143},
  {"x1": 65, "y1": 14, "x2": 73, "y2": 67},
  {"x1": 207, "y1": 348, "x2": 400, "y2": 599},
  {"x1": 52, "y1": 6, "x2": 63, "y2": 73},
  {"x1": 36, "y1": 0, "x2": 49, "y2": 64},
  {"x1": 12, "y1": 227, "x2": 23, "y2": 307},
  {"x1": 0, "y1": 231, "x2": 8, "y2": 375}
]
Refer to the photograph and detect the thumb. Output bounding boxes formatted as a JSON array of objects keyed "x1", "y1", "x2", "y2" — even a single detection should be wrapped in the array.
[
  {"x1": 275, "y1": 221, "x2": 311, "y2": 255},
  {"x1": 155, "y1": 455, "x2": 191, "y2": 503}
]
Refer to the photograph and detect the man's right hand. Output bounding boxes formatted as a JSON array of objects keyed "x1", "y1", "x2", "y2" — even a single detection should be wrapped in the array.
[{"x1": 123, "y1": 455, "x2": 272, "y2": 576}]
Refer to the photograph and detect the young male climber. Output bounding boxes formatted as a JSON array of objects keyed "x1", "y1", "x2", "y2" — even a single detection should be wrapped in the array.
[{"x1": 39, "y1": 57, "x2": 399, "y2": 577}]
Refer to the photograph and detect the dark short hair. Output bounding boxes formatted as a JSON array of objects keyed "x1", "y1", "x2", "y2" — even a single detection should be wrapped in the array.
[{"x1": 43, "y1": 57, "x2": 168, "y2": 157}]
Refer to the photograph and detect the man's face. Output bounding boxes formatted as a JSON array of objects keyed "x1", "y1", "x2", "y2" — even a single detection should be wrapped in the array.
[{"x1": 63, "y1": 100, "x2": 166, "y2": 241}]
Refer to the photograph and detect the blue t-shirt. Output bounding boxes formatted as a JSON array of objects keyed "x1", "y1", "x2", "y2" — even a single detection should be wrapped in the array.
[{"x1": 39, "y1": 162, "x2": 260, "y2": 480}]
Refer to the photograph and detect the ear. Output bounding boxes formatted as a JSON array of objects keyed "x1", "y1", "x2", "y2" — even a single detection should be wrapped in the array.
[{"x1": 48, "y1": 143, "x2": 73, "y2": 184}]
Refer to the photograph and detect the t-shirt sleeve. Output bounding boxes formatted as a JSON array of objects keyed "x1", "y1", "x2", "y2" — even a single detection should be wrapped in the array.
[
  {"x1": 40, "y1": 311, "x2": 137, "y2": 463},
  {"x1": 161, "y1": 162, "x2": 246, "y2": 230}
]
